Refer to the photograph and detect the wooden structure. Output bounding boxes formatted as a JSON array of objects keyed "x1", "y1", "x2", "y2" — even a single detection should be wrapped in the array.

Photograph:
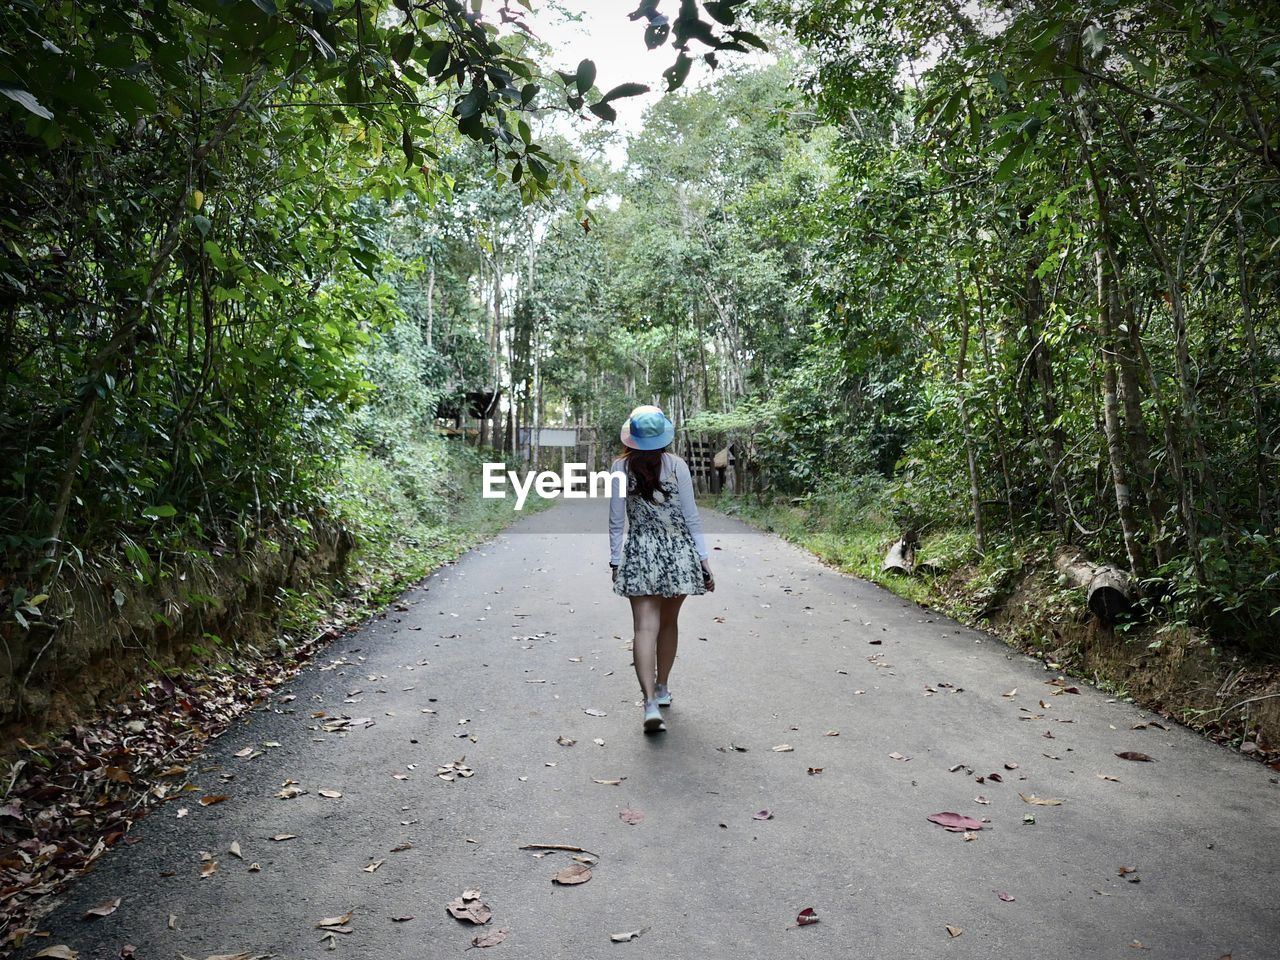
[{"x1": 683, "y1": 436, "x2": 736, "y2": 494}]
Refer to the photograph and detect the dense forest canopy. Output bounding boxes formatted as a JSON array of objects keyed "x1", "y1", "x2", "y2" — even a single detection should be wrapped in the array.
[{"x1": 2, "y1": 0, "x2": 1278, "y2": 684}]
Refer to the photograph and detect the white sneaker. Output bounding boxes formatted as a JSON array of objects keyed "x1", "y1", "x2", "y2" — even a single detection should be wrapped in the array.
[
  {"x1": 643, "y1": 700, "x2": 666, "y2": 732},
  {"x1": 655, "y1": 684, "x2": 672, "y2": 707}
]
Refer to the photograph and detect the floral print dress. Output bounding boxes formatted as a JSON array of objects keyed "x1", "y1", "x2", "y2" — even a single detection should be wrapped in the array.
[{"x1": 611, "y1": 459, "x2": 708, "y2": 598}]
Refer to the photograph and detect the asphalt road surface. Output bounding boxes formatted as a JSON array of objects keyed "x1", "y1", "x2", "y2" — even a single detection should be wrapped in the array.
[{"x1": 27, "y1": 502, "x2": 1280, "y2": 959}]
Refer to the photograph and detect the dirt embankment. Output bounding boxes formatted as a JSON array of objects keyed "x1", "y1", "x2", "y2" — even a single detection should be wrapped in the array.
[
  {"x1": 938, "y1": 557, "x2": 1280, "y2": 762},
  {"x1": 1, "y1": 521, "x2": 354, "y2": 748}
]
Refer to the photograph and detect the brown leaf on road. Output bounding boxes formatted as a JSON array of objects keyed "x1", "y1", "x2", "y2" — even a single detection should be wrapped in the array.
[
  {"x1": 753, "y1": 809, "x2": 773, "y2": 820},
  {"x1": 807, "y1": 767, "x2": 824, "y2": 775},
  {"x1": 471, "y1": 928, "x2": 510, "y2": 948},
  {"x1": 927, "y1": 812, "x2": 984, "y2": 832},
  {"x1": 997, "y1": 891, "x2": 1015, "y2": 902},
  {"x1": 772, "y1": 744, "x2": 794, "y2": 752},
  {"x1": 446, "y1": 892, "x2": 492, "y2": 924},
  {"x1": 888, "y1": 752, "x2": 909, "y2": 761},
  {"x1": 611, "y1": 929, "x2": 645, "y2": 942},
  {"x1": 199, "y1": 795, "x2": 229, "y2": 806},
  {"x1": 390, "y1": 841, "x2": 414, "y2": 852},
  {"x1": 824, "y1": 730, "x2": 840, "y2": 737},
  {"x1": 1097, "y1": 774, "x2": 1121, "y2": 782},
  {"x1": 391, "y1": 915, "x2": 414, "y2": 922},
  {"x1": 318, "y1": 789, "x2": 343, "y2": 799},
  {"x1": 1019, "y1": 793, "x2": 1063, "y2": 806},
  {"x1": 228, "y1": 840, "x2": 242, "y2": 859},
  {"x1": 317, "y1": 911, "x2": 355, "y2": 928},
  {"x1": 946, "y1": 925, "x2": 964, "y2": 938},
  {"x1": 583, "y1": 709, "x2": 607, "y2": 717},
  {"x1": 1118, "y1": 865, "x2": 1138, "y2": 876},
  {"x1": 363, "y1": 859, "x2": 385, "y2": 873},
  {"x1": 271, "y1": 834, "x2": 297, "y2": 841},
  {"x1": 1116, "y1": 751, "x2": 1155, "y2": 762},
  {"x1": 200, "y1": 861, "x2": 219, "y2": 878},
  {"x1": 234, "y1": 746, "x2": 255, "y2": 758},
  {"x1": 795, "y1": 907, "x2": 820, "y2": 927},
  {"x1": 592, "y1": 778, "x2": 626, "y2": 786},
  {"x1": 619, "y1": 808, "x2": 644, "y2": 825},
  {"x1": 552, "y1": 863, "x2": 593, "y2": 885},
  {"x1": 35, "y1": 949, "x2": 79, "y2": 960},
  {"x1": 1004, "y1": 762, "x2": 1019, "y2": 770},
  {"x1": 557, "y1": 735, "x2": 576, "y2": 746},
  {"x1": 83, "y1": 897, "x2": 122, "y2": 918}
]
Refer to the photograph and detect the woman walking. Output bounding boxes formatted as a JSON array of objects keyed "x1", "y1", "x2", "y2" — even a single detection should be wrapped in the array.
[{"x1": 608, "y1": 405, "x2": 714, "y2": 733}]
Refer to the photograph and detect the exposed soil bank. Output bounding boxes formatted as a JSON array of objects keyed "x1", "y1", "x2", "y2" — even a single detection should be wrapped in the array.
[{"x1": 1, "y1": 520, "x2": 353, "y2": 746}]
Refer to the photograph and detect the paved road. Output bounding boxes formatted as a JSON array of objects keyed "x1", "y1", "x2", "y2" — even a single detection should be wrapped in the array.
[{"x1": 28, "y1": 502, "x2": 1280, "y2": 959}]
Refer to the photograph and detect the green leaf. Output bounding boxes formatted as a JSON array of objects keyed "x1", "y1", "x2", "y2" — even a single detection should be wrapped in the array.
[
  {"x1": 575, "y1": 58, "x2": 597, "y2": 96},
  {"x1": 994, "y1": 142, "x2": 1028, "y2": 182},
  {"x1": 664, "y1": 52, "x2": 693, "y2": 91},
  {"x1": 0, "y1": 86, "x2": 53, "y2": 120},
  {"x1": 600, "y1": 82, "x2": 650, "y2": 103},
  {"x1": 1082, "y1": 24, "x2": 1106, "y2": 56},
  {"x1": 588, "y1": 101, "x2": 617, "y2": 122},
  {"x1": 142, "y1": 504, "x2": 178, "y2": 520}
]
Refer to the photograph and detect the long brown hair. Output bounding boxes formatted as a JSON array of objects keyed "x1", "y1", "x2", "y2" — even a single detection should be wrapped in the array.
[{"x1": 620, "y1": 447, "x2": 666, "y2": 503}]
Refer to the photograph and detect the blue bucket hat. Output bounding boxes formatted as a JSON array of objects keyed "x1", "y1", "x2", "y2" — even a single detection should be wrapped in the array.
[{"x1": 621, "y1": 405, "x2": 675, "y2": 450}]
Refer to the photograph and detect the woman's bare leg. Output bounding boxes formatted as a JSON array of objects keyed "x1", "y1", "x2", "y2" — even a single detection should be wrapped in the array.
[
  {"x1": 657, "y1": 595, "x2": 686, "y2": 687},
  {"x1": 629, "y1": 596, "x2": 662, "y2": 702}
]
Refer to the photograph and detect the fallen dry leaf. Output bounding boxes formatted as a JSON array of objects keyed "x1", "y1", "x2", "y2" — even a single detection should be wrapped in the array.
[
  {"x1": 611, "y1": 929, "x2": 645, "y2": 943},
  {"x1": 471, "y1": 928, "x2": 509, "y2": 948},
  {"x1": 318, "y1": 789, "x2": 343, "y2": 799},
  {"x1": 35, "y1": 949, "x2": 79, "y2": 959},
  {"x1": 317, "y1": 911, "x2": 355, "y2": 928},
  {"x1": 228, "y1": 841, "x2": 242, "y2": 859},
  {"x1": 888, "y1": 752, "x2": 909, "y2": 761},
  {"x1": 1097, "y1": 774, "x2": 1121, "y2": 782},
  {"x1": 946, "y1": 925, "x2": 964, "y2": 938},
  {"x1": 200, "y1": 861, "x2": 218, "y2": 878},
  {"x1": 753, "y1": 809, "x2": 773, "y2": 820},
  {"x1": 1116, "y1": 751, "x2": 1154, "y2": 762},
  {"x1": 927, "y1": 812, "x2": 984, "y2": 833},
  {"x1": 391, "y1": 915, "x2": 414, "y2": 922},
  {"x1": 1118, "y1": 865, "x2": 1138, "y2": 876},
  {"x1": 271, "y1": 834, "x2": 297, "y2": 841},
  {"x1": 796, "y1": 907, "x2": 820, "y2": 926},
  {"x1": 199, "y1": 795, "x2": 229, "y2": 807},
  {"x1": 619, "y1": 808, "x2": 644, "y2": 825},
  {"x1": 363, "y1": 859, "x2": 385, "y2": 873},
  {"x1": 997, "y1": 891, "x2": 1015, "y2": 902},
  {"x1": 83, "y1": 897, "x2": 122, "y2": 918},
  {"x1": 446, "y1": 892, "x2": 492, "y2": 925},
  {"x1": 772, "y1": 744, "x2": 794, "y2": 753},
  {"x1": 824, "y1": 730, "x2": 840, "y2": 737},
  {"x1": 807, "y1": 767, "x2": 824, "y2": 775},
  {"x1": 557, "y1": 735, "x2": 576, "y2": 747},
  {"x1": 552, "y1": 863, "x2": 593, "y2": 885},
  {"x1": 592, "y1": 778, "x2": 626, "y2": 786},
  {"x1": 583, "y1": 708, "x2": 607, "y2": 717},
  {"x1": 1019, "y1": 793, "x2": 1063, "y2": 806}
]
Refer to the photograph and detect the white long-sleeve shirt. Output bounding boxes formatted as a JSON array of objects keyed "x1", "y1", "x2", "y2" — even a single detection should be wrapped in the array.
[{"x1": 608, "y1": 453, "x2": 709, "y2": 566}]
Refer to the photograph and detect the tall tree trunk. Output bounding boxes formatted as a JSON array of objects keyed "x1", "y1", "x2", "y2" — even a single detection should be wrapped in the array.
[
  {"x1": 1233, "y1": 205, "x2": 1268, "y2": 524},
  {"x1": 1097, "y1": 252, "x2": 1143, "y2": 576},
  {"x1": 973, "y1": 269, "x2": 1017, "y2": 529},
  {"x1": 1025, "y1": 260, "x2": 1066, "y2": 533},
  {"x1": 954, "y1": 265, "x2": 985, "y2": 553}
]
